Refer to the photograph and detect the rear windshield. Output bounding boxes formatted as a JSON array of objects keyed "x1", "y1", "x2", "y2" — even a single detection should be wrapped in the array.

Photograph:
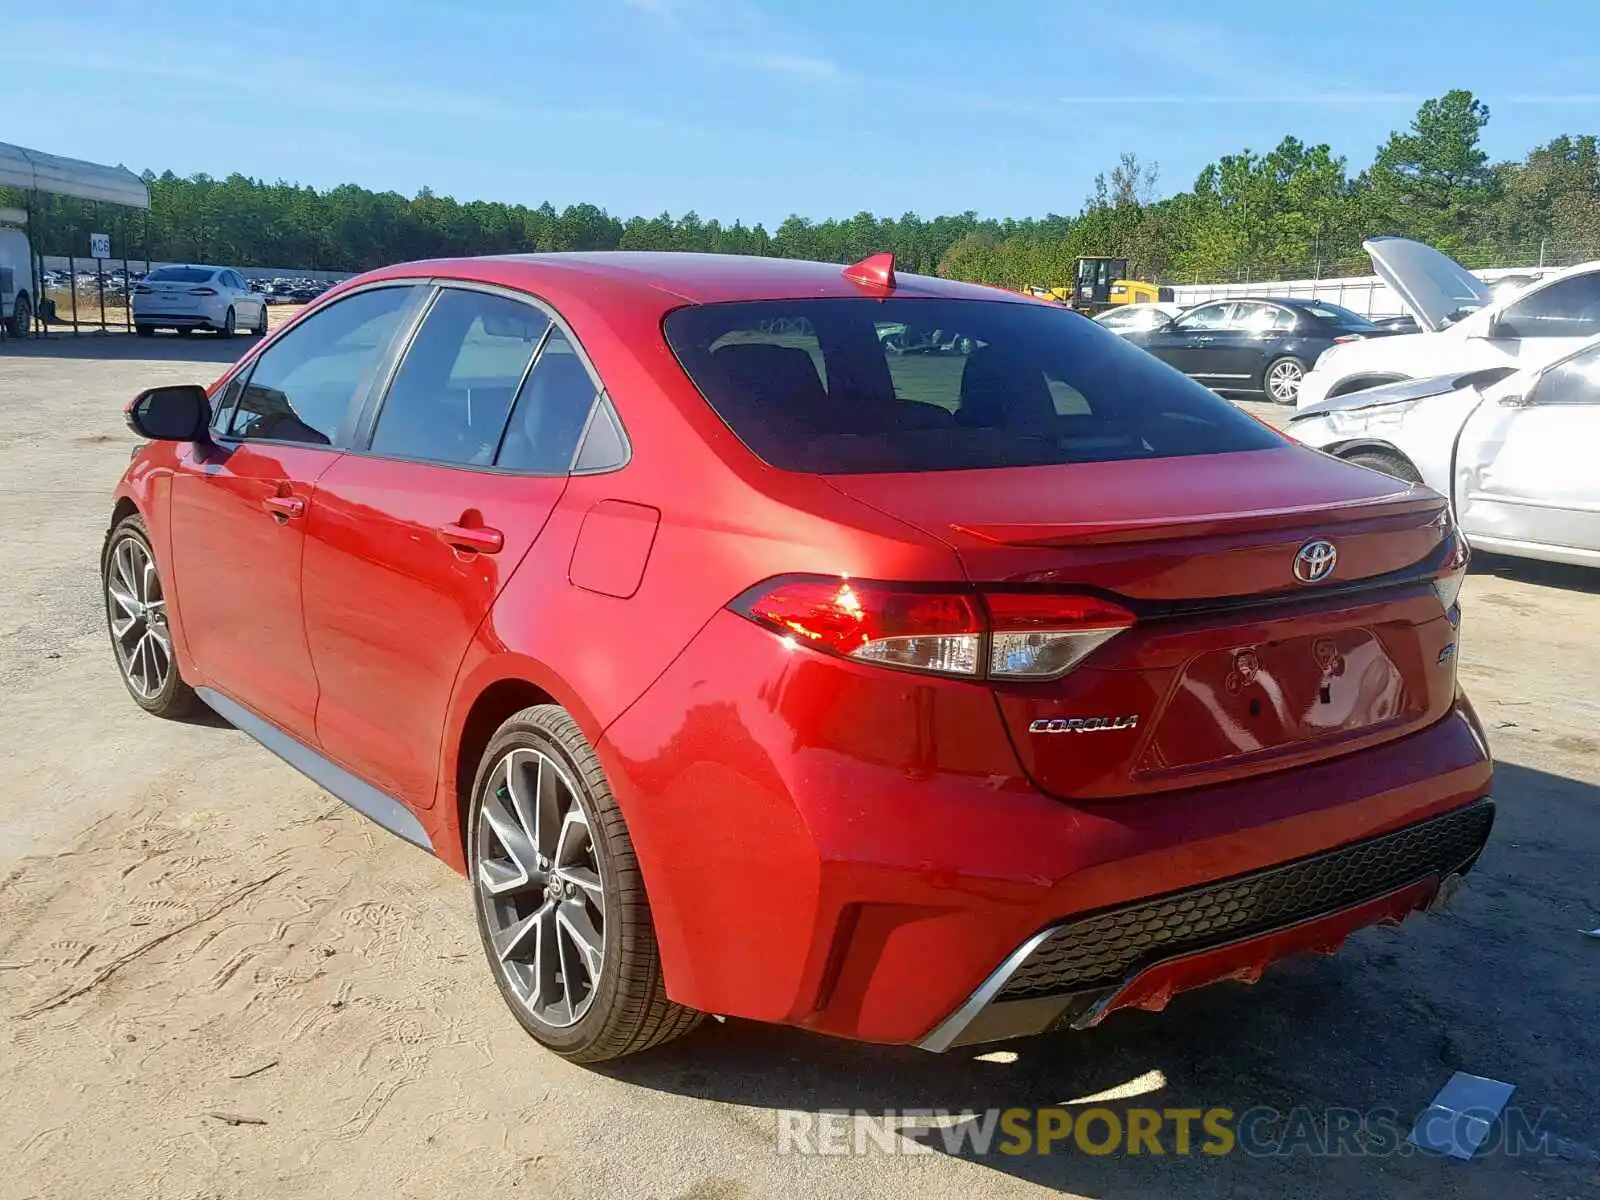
[
  {"x1": 1301, "y1": 302, "x2": 1378, "y2": 329},
  {"x1": 146, "y1": 266, "x2": 216, "y2": 283},
  {"x1": 664, "y1": 298, "x2": 1280, "y2": 473}
]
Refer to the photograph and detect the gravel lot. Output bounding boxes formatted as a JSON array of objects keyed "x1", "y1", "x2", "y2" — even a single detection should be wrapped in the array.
[{"x1": 1, "y1": 336, "x2": 1596, "y2": 1199}]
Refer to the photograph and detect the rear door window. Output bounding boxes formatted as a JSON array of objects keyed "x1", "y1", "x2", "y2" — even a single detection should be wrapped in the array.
[
  {"x1": 368, "y1": 288, "x2": 550, "y2": 466},
  {"x1": 664, "y1": 298, "x2": 1280, "y2": 474}
]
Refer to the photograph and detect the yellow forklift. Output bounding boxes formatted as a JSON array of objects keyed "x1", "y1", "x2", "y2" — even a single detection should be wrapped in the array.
[{"x1": 1055, "y1": 257, "x2": 1174, "y2": 315}]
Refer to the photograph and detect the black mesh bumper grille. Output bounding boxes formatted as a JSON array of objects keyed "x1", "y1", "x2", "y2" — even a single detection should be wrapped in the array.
[{"x1": 998, "y1": 800, "x2": 1494, "y2": 1002}]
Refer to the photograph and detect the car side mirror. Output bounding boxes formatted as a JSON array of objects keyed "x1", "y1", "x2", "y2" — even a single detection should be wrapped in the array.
[{"x1": 125, "y1": 384, "x2": 212, "y2": 442}]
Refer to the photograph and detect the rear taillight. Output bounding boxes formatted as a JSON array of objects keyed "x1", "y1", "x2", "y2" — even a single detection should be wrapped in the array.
[
  {"x1": 1433, "y1": 532, "x2": 1470, "y2": 615},
  {"x1": 731, "y1": 576, "x2": 1135, "y2": 681},
  {"x1": 188, "y1": 286, "x2": 218, "y2": 296},
  {"x1": 982, "y1": 591, "x2": 1137, "y2": 679},
  {"x1": 1333, "y1": 333, "x2": 1366, "y2": 344},
  {"x1": 733, "y1": 578, "x2": 983, "y2": 676},
  {"x1": 133, "y1": 284, "x2": 152, "y2": 294}
]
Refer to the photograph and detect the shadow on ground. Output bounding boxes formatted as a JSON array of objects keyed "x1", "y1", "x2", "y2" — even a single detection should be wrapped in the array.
[
  {"x1": 599, "y1": 759, "x2": 1599, "y2": 1198},
  {"x1": 0, "y1": 331, "x2": 261, "y2": 364},
  {"x1": 1472, "y1": 551, "x2": 1600, "y2": 595}
]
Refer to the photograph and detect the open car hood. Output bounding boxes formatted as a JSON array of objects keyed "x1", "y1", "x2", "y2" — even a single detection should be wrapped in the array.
[{"x1": 1364, "y1": 236, "x2": 1494, "y2": 333}]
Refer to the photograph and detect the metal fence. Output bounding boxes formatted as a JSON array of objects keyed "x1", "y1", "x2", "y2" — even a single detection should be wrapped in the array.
[{"x1": 1171, "y1": 264, "x2": 1580, "y2": 319}]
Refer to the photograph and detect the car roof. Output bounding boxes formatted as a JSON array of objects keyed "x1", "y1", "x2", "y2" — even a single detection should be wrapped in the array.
[{"x1": 355, "y1": 251, "x2": 1038, "y2": 307}]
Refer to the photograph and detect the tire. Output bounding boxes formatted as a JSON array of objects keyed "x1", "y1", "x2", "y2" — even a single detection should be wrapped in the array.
[
  {"x1": 219, "y1": 307, "x2": 236, "y2": 338},
  {"x1": 102, "y1": 514, "x2": 200, "y2": 718},
  {"x1": 1343, "y1": 448, "x2": 1423, "y2": 485},
  {"x1": 468, "y1": 704, "x2": 702, "y2": 1063},
  {"x1": 5, "y1": 292, "x2": 30, "y2": 339},
  {"x1": 253, "y1": 303, "x2": 268, "y2": 336},
  {"x1": 1263, "y1": 355, "x2": 1308, "y2": 405},
  {"x1": 135, "y1": 324, "x2": 155, "y2": 338}
]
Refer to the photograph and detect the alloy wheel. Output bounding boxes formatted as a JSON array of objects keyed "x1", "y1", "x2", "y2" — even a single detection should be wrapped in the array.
[
  {"x1": 106, "y1": 536, "x2": 172, "y2": 700},
  {"x1": 474, "y1": 747, "x2": 606, "y2": 1029},
  {"x1": 1268, "y1": 359, "x2": 1304, "y2": 403}
]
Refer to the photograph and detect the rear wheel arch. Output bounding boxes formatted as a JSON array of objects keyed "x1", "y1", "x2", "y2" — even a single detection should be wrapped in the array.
[
  {"x1": 452, "y1": 677, "x2": 557, "y2": 869},
  {"x1": 1331, "y1": 441, "x2": 1424, "y2": 485},
  {"x1": 109, "y1": 496, "x2": 140, "y2": 528}
]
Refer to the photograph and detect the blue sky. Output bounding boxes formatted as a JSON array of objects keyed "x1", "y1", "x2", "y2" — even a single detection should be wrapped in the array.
[{"x1": 3, "y1": 0, "x2": 1598, "y2": 225}]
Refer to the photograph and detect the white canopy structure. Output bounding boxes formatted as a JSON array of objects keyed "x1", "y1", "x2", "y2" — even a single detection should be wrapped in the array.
[{"x1": 0, "y1": 141, "x2": 149, "y2": 209}]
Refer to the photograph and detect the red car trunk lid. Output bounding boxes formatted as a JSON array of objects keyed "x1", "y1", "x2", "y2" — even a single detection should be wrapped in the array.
[{"x1": 827, "y1": 446, "x2": 1460, "y2": 798}]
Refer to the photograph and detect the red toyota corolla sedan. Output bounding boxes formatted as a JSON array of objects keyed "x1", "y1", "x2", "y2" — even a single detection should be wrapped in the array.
[{"x1": 105, "y1": 251, "x2": 1493, "y2": 1062}]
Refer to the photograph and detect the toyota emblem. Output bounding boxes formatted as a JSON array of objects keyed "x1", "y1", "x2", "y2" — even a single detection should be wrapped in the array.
[{"x1": 1293, "y1": 539, "x2": 1338, "y2": 584}]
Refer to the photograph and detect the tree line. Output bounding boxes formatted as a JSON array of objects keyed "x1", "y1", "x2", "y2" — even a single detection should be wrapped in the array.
[{"x1": 7, "y1": 90, "x2": 1599, "y2": 288}]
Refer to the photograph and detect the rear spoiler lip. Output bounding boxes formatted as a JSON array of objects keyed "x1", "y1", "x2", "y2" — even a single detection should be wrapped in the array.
[
  {"x1": 950, "y1": 489, "x2": 1446, "y2": 547},
  {"x1": 1126, "y1": 533, "x2": 1457, "y2": 623}
]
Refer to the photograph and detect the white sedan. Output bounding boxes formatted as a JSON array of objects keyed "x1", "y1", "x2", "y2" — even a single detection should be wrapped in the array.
[
  {"x1": 1288, "y1": 334, "x2": 1600, "y2": 568},
  {"x1": 132, "y1": 264, "x2": 268, "y2": 338},
  {"x1": 1093, "y1": 302, "x2": 1183, "y2": 336}
]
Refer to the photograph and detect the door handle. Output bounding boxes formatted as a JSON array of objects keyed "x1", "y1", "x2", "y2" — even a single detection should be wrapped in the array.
[
  {"x1": 437, "y1": 522, "x2": 504, "y2": 554},
  {"x1": 262, "y1": 495, "x2": 306, "y2": 520}
]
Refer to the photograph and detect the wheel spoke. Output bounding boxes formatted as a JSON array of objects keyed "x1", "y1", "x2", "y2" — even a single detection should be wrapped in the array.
[
  {"x1": 481, "y1": 784, "x2": 539, "y2": 884},
  {"x1": 534, "y1": 756, "x2": 562, "y2": 859},
  {"x1": 114, "y1": 542, "x2": 137, "y2": 599},
  {"x1": 532, "y1": 905, "x2": 562, "y2": 1014},
  {"x1": 503, "y1": 751, "x2": 545, "y2": 862},
  {"x1": 554, "y1": 808, "x2": 591, "y2": 871},
  {"x1": 557, "y1": 900, "x2": 604, "y2": 984},
  {"x1": 492, "y1": 903, "x2": 544, "y2": 962},
  {"x1": 110, "y1": 610, "x2": 139, "y2": 640},
  {"x1": 554, "y1": 864, "x2": 603, "y2": 902},
  {"x1": 108, "y1": 583, "x2": 139, "y2": 620},
  {"x1": 129, "y1": 635, "x2": 151, "y2": 695},
  {"x1": 140, "y1": 555, "x2": 158, "y2": 604}
]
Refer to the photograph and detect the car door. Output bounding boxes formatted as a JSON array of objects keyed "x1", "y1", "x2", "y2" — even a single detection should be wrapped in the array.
[
  {"x1": 1204, "y1": 300, "x2": 1295, "y2": 386},
  {"x1": 226, "y1": 271, "x2": 258, "y2": 325},
  {"x1": 1482, "y1": 269, "x2": 1600, "y2": 367},
  {"x1": 1455, "y1": 339, "x2": 1600, "y2": 560},
  {"x1": 301, "y1": 284, "x2": 605, "y2": 811},
  {"x1": 1137, "y1": 301, "x2": 1234, "y2": 376},
  {"x1": 167, "y1": 284, "x2": 424, "y2": 741}
]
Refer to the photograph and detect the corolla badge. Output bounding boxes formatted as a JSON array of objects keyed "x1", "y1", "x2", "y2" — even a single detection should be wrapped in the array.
[
  {"x1": 1029, "y1": 715, "x2": 1140, "y2": 734},
  {"x1": 1293, "y1": 539, "x2": 1339, "y2": 584}
]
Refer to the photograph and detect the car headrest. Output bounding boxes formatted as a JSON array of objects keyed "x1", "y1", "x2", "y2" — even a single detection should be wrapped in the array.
[{"x1": 957, "y1": 344, "x2": 1055, "y2": 428}]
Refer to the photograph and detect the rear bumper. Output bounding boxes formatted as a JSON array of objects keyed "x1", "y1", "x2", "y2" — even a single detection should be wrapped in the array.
[
  {"x1": 131, "y1": 311, "x2": 218, "y2": 327},
  {"x1": 919, "y1": 798, "x2": 1493, "y2": 1050},
  {"x1": 599, "y1": 611, "x2": 1495, "y2": 1046}
]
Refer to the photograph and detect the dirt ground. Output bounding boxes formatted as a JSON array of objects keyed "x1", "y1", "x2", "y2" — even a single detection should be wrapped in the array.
[{"x1": 0, "y1": 337, "x2": 1596, "y2": 1200}]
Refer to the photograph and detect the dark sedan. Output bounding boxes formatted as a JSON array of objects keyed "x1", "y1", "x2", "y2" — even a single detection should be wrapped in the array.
[{"x1": 1125, "y1": 297, "x2": 1390, "y2": 404}]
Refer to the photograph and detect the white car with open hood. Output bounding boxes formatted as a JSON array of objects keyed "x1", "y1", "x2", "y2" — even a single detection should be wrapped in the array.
[
  {"x1": 1289, "y1": 333, "x2": 1600, "y2": 569},
  {"x1": 1296, "y1": 237, "x2": 1600, "y2": 409}
]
